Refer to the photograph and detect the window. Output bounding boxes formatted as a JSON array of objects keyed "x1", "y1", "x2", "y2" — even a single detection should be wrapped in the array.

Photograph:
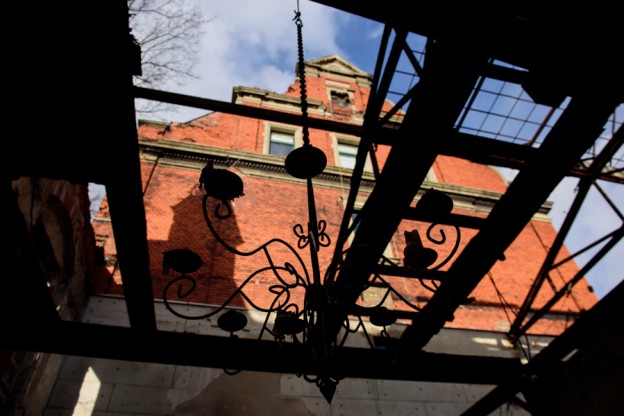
[
  {"x1": 335, "y1": 137, "x2": 372, "y2": 172},
  {"x1": 338, "y1": 143, "x2": 358, "y2": 169},
  {"x1": 269, "y1": 130, "x2": 295, "y2": 156},
  {"x1": 330, "y1": 91, "x2": 351, "y2": 108}
]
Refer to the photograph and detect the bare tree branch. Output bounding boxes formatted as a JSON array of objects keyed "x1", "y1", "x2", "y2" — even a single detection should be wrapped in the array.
[{"x1": 128, "y1": 0, "x2": 210, "y2": 118}]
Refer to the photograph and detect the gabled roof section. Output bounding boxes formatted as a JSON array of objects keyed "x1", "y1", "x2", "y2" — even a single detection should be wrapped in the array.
[{"x1": 305, "y1": 54, "x2": 371, "y2": 79}]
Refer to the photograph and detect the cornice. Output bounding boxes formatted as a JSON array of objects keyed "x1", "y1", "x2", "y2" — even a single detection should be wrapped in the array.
[
  {"x1": 233, "y1": 86, "x2": 324, "y2": 112},
  {"x1": 138, "y1": 138, "x2": 552, "y2": 220},
  {"x1": 139, "y1": 138, "x2": 377, "y2": 188}
]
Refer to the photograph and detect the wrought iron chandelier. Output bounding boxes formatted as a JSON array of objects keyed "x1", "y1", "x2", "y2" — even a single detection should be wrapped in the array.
[{"x1": 161, "y1": 2, "x2": 460, "y2": 403}]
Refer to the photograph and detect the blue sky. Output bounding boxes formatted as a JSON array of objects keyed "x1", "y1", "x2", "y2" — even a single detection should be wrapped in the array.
[{"x1": 131, "y1": 0, "x2": 623, "y2": 299}]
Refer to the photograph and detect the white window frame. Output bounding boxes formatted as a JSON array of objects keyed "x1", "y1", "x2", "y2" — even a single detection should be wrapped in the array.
[
  {"x1": 332, "y1": 135, "x2": 372, "y2": 172},
  {"x1": 264, "y1": 123, "x2": 302, "y2": 157}
]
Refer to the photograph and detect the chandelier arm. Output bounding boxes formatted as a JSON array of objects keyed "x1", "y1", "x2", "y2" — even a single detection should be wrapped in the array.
[
  {"x1": 293, "y1": 223, "x2": 310, "y2": 249},
  {"x1": 419, "y1": 277, "x2": 438, "y2": 293},
  {"x1": 339, "y1": 316, "x2": 368, "y2": 338},
  {"x1": 262, "y1": 290, "x2": 310, "y2": 341},
  {"x1": 223, "y1": 368, "x2": 243, "y2": 376},
  {"x1": 202, "y1": 195, "x2": 252, "y2": 256},
  {"x1": 368, "y1": 274, "x2": 423, "y2": 312},
  {"x1": 336, "y1": 320, "x2": 353, "y2": 349},
  {"x1": 303, "y1": 373, "x2": 319, "y2": 383},
  {"x1": 354, "y1": 315, "x2": 377, "y2": 349},
  {"x1": 258, "y1": 294, "x2": 284, "y2": 340},
  {"x1": 163, "y1": 265, "x2": 301, "y2": 320},
  {"x1": 264, "y1": 250, "x2": 311, "y2": 287},
  {"x1": 317, "y1": 220, "x2": 331, "y2": 247},
  {"x1": 203, "y1": 194, "x2": 313, "y2": 285},
  {"x1": 202, "y1": 194, "x2": 270, "y2": 257},
  {"x1": 257, "y1": 285, "x2": 302, "y2": 340},
  {"x1": 424, "y1": 224, "x2": 462, "y2": 272},
  {"x1": 214, "y1": 200, "x2": 233, "y2": 219},
  {"x1": 239, "y1": 284, "x2": 292, "y2": 314}
]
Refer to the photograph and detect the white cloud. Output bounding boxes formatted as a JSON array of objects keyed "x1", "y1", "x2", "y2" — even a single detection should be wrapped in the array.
[{"x1": 148, "y1": 0, "x2": 346, "y2": 121}]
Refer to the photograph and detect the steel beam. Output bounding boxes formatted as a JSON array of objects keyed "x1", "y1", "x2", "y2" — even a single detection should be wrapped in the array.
[
  {"x1": 3, "y1": 320, "x2": 521, "y2": 385},
  {"x1": 334, "y1": 34, "x2": 489, "y2": 326},
  {"x1": 401, "y1": 93, "x2": 620, "y2": 350}
]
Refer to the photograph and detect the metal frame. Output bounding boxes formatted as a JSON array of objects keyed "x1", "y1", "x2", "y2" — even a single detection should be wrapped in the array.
[{"x1": 5, "y1": 1, "x2": 623, "y2": 414}]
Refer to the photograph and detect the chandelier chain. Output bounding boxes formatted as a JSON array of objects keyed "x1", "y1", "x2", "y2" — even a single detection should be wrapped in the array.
[{"x1": 293, "y1": 10, "x2": 310, "y2": 146}]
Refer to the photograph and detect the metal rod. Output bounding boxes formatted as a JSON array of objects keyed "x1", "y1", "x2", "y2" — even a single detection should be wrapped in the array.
[
  {"x1": 509, "y1": 177, "x2": 592, "y2": 337},
  {"x1": 329, "y1": 26, "x2": 408, "y2": 269},
  {"x1": 594, "y1": 180, "x2": 624, "y2": 222},
  {"x1": 517, "y1": 224, "x2": 624, "y2": 336},
  {"x1": 551, "y1": 227, "x2": 621, "y2": 269},
  {"x1": 307, "y1": 177, "x2": 322, "y2": 285}
]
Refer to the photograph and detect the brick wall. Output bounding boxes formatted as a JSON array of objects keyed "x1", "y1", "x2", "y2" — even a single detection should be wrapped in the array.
[{"x1": 3, "y1": 178, "x2": 96, "y2": 414}]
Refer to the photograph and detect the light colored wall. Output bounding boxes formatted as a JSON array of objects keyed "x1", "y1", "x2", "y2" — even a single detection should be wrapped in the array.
[{"x1": 43, "y1": 296, "x2": 537, "y2": 415}]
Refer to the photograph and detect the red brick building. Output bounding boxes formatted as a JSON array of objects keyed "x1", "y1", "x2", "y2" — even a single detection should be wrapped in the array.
[{"x1": 92, "y1": 55, "x2": 597, "y2": 337}]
